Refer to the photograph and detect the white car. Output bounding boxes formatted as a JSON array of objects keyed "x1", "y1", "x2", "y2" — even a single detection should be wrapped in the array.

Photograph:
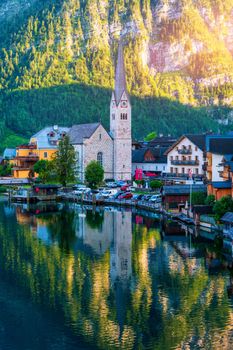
[
  {"x1": 149, "y1": 194, "x2": 162, "y2": 203},
  {"x1": 73, "y1": 187, "x2": 91, "y2": 195},
  {"x1": 97, "y1": 189, "x2": 118, "y2": 199}
]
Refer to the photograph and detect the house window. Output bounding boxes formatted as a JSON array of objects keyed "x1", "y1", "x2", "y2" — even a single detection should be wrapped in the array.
[
  {"x1": 170, "y1": 156, "x2": 173, "y2": 161},
  {"x1": 182, "y1": 168, "x2": 185, "y2": 174},
  {"x1": 196, "y1": 168, "x2": 199, "y2": 175},
  {"x1": 99, "y1": 133, "x2": 102, "y2": 141},
  {"x1": 97, "y1": 152, "x2": 103, "y2": 167},
  {"x1": 44, "y1": 152, "x2": 48, "y2": 159},
  {"x1": 195, "y1": 146, "x2": 198, "y2": 151},
  {"x1": 171, "y1": 167, "x2": 173, "y2": 173}
]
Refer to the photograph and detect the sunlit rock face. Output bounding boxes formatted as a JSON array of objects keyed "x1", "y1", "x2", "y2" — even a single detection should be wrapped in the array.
[{"x1": 0, "y1": 0, "x2": 232, "y2": 106}]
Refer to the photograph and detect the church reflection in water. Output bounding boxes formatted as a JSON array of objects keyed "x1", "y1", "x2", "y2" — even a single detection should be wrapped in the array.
[
  {"x1": 3, "y1": 202, "x2": 233, "y2": 350},
  {"x1": 77, "y1": 209, "x2": 132, "y2": 284}
]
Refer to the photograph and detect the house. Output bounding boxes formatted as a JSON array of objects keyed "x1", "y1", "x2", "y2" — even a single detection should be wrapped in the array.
[
  {"x1": 3, "y1": 148, "x2": 16, "y2": 164},
  {"x1": 69, "y1": 41, "x2": 132, "y2": 182},
  {"x1": 165, "y1": 134, "x2": 206, "y2": 177},
  {"x1": 163, "y1": 184, "x2": 207, "y2": 209},
  {"x1": 206, "y1": 136, "x2": 233, "y2": 199},
  {"x1": 13, "y1": 126, "x2": 69, "y2": 178},
  {"x1": 132, "y1": 147, "x2": 167, "y2": 178}
]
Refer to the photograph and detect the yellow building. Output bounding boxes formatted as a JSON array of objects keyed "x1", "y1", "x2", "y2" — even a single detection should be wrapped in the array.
[{"x1": 13, "y1": 126, "x2": 69, "y2": 179}]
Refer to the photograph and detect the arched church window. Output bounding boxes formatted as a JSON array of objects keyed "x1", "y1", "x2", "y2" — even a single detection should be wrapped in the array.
[{"x1": 97, "y1": 152, "x2": 103, "y2": 167}]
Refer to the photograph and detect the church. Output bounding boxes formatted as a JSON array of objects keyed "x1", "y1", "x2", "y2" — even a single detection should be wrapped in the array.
[{"x1": 68, "y1": 42, "x2": 132, "y2": 182}]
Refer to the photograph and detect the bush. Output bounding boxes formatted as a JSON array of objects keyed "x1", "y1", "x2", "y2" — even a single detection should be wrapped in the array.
[
  {"x1": 213, "y1": 195, "x2": 233, "y2": 222},
  {"x1": 150, "y1": 180, "x2": 163, "y2": 190},
  {"x1": 205, "y1": 194, "x2": 215, "y2": 206}
]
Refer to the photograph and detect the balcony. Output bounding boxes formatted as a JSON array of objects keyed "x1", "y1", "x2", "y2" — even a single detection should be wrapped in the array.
[
  {"x1": 177, "y1": 149, "x2": 192, "y2": 155},
  {"x1": 15, "y1": 154, "x2": 39, "y2": 162},
  {"x1": 171, "y1": 160, "x2": 199, "y2": 166}
]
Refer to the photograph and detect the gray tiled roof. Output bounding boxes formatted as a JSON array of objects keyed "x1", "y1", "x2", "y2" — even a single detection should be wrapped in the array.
[
  {"x1": 69, "y1": 123, "x2": 100, "y2": 144},
  {"x1": 164, "y1": 184, "x2": 207, "y2": 195},
  {"x1": 31, "y1": 126, "x2": 70, "y2": 149},
  {"x1": 209, "y1": 138, "x2": 233, "y2": 155}
]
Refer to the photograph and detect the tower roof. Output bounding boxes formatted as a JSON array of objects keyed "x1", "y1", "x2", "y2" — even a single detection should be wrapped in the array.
[{"x1": 114, "y1": 41, "x2": 127, "y2": 105}]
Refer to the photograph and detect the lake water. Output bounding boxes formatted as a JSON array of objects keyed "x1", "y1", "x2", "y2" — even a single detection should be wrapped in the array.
[{"x1": 0, "y1": 201, "x2": 233, "y2": 349}]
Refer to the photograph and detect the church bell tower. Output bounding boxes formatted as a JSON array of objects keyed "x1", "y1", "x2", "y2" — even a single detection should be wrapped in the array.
[{"x1": 110, "y1": 41, "x2": 132, "y2": 181}]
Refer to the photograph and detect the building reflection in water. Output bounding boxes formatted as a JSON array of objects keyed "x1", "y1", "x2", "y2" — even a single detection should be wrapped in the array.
[
  {"x1": 77, "y1": 208, "x2": 132, "y2": 284},
  {"x1": 6, "y1": 202, "x2": 233, "y2": 350}
]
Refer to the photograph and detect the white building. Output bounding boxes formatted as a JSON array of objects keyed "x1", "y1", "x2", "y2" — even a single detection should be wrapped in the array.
[
  {"x1": 165, "y1": 135, "x2": 206, "y2": 177},
  {"x1": 69, "y1": 42, "x2": 132, "y2": 182}
]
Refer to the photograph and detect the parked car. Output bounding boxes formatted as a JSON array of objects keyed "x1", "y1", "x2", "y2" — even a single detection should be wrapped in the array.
[
  {"x1": 73, "y1": 184, "x2": 87, "y2": 190},
  {"x1": 118, "y1": 192, "x2": 133, "y2": 200},
  {"x1": 149, "y1": 194, "x2": 162, "y2": 203},
  {"x1": 73, "y1": 187, "x2": 91, "y2": 195},
  {"x1": 97, "y1": 189, "x2": 118, "y2": 199},
  {"x1": 132, "y1": 194, "x2": 144, "y2": 201},
  {"x1": 142, "y1": 194, "x2": 152, "y2": 201},
  {"x1": 106, "y1": 182, "x2": 118, "y2": 188},
  {"x1": 112, "y1": 191, "x2": 124, "y2": 199},
  {"x1": 116, "y1": 180, "x2": 127, "y2": 187}
]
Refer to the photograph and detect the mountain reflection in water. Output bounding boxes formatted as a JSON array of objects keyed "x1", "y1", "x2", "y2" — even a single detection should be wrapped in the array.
[{"x1": 0, "y1": 202, "x2": 233, "y2": 350}]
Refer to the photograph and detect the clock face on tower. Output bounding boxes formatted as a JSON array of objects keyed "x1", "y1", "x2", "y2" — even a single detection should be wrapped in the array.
[{"x1": 121, "y1": 100, "x2": 128, "y2": 108}]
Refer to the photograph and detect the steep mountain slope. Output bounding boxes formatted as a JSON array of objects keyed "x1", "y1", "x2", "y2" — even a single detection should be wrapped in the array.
[{"x1": 0, "y1": 0, "x2": 232, "y2": 147}]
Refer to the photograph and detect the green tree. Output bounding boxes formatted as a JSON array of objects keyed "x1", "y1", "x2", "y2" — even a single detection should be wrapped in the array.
[
  {"x1": 0, "y1": 161, "x2": 12, "y2": 176},
  {"x1": 144, "y1": 131, "x2": 157, "y2": 142},
  {"x1": 54, "y1": 135, "x2": 76, "y2": 186},
  {"x1": 190, "y1": 191, "x2": 206, "y2": 205},
  {"x1": 150, "y1": 180, "x2": 163, "y2": 190},
  {"x1": 213, "y1": 195, "x2": 233, "y2": 222},
  {"x1": 33, "y1": 159, "x2": 53, "y2": 183},
  {"x1": 85, "y1": 161, "x2": 104, "y2": 189}
]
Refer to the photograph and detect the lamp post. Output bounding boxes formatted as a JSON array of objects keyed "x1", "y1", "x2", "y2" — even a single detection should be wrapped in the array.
[{"x1": 189, "y1": 169, "x2": 193, "y2": 217}]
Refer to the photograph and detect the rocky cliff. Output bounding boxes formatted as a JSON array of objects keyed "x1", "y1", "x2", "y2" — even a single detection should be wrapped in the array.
[{"x1": 0, "y1": 0, "x2": 232, "y2": 144}]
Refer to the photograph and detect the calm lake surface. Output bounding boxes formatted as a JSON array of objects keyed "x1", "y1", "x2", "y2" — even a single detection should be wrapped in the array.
[{"x1": 0, "y1": 201, "x2": 233, "y2": 350}]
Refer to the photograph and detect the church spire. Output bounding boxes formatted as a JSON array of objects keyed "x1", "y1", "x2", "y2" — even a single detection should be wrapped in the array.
[{"x1": 114, "y1": 40, "x2": 127, "y2": 106}]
